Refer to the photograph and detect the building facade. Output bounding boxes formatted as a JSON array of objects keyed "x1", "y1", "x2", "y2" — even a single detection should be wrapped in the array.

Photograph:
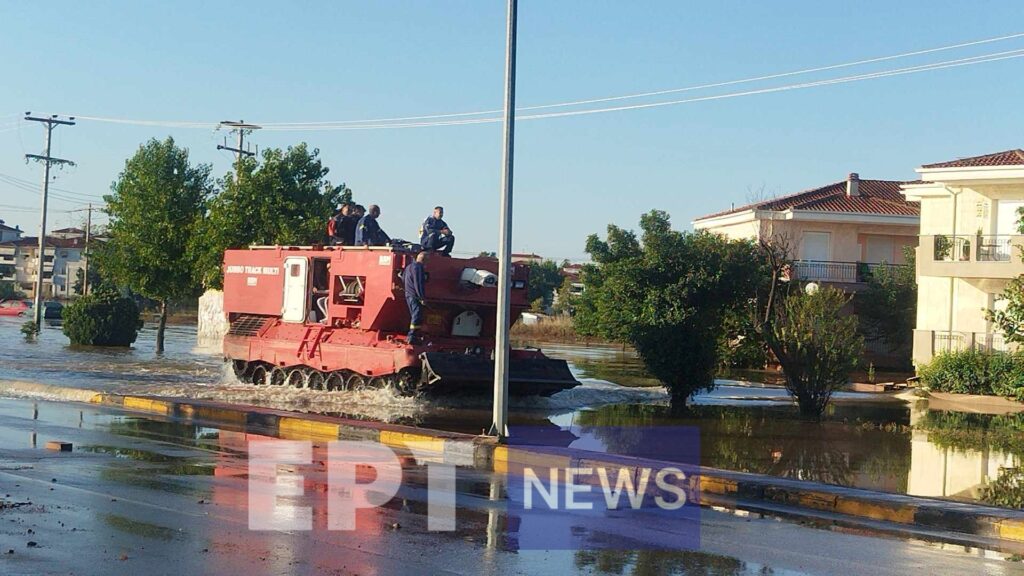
[
  {"x1": 0, "y1": 236, "x2": 86, "y2": 299},
  {"x1": 904, "y1": 149, "x2": 1024, "y2": 365},
  {"x1": 694, "y1": 173, "x2": 920, "y2": 287},
  {"x1": 0, "y1": 220, "x2": 23, "y2": 243}
]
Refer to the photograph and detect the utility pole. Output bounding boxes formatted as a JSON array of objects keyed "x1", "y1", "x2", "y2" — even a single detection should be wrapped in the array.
[
  {"x1": 79, "y1": 203, "x2": 93, "y2": 296},
  {"x1": 67, "y1": 204, "x2": 93, "y2": 296},
  {"x1": 490, "y1": 0, "x2": 518, "y2": 440},
  {"x1": 24, "y1": 113, "x2": 75, "y2": 331},
  {"x1": 217, "y1": 120, "x2": 261, "y2": 169}
]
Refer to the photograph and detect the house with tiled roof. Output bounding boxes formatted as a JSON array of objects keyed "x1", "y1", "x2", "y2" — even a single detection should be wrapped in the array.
[
  {"x1": 693, "y1": 173, "x2": 921, "y2": 285},
  {"x1": 902, "y1": 149, "x2": 1024, "y2": 365}
]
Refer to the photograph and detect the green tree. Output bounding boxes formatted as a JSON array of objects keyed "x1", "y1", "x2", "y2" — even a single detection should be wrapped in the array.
[
  {"x1": 762, "y1": 285, "x2": 863, "y2": 419},
  {"x1": 0, "y1": 279, "x2": 24, "y2": 300},
  {"x1": 574, "y1": 210, "x2": 764, "y2": 406},
  {"x1": 858, "y1": 247, "x2": 916, "y2": 362},
  {"x1": 72, "y1": 265, "x2": 104, "y2": 296},
  {"x1": 526, "y1": 259, "x2": 564, "y2": 311},
  {"x1": 193, "y1": 144, "x2": 350, "y2": 288},
  {"x1": 97, "y1": 137, "x2": 212, "y2": 354},
  {"x1": 988, "y1": 276, "x2": 1024, "y2": 345}
]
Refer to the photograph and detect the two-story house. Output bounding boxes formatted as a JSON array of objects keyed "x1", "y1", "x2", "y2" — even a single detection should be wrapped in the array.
[
  {"x1": 693, "y1": 173, "x2": 921, "y2": 287},
  {"x1": 903, "y1": 149, "x2": 1024, "y2": 365}
]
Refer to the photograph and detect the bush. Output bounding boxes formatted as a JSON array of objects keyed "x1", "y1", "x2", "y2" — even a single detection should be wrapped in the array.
[
  {"x1": 765, "y1": 286, "x2": 863, "y2": 418},
  {"x1": 917, "y1": 349, "x2": 1024, "y2": 401},
  {"x1": 62, "y1": 290, "x2": 143, "y2": 347}
]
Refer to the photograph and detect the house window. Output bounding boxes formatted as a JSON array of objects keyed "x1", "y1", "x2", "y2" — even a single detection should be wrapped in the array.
[{"x1": 800, "y1": 232, "x2": 831, "y2": 262}]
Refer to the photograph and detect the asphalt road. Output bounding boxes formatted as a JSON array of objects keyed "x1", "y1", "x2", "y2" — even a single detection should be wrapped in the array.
[{"x1": 0, "y1": 398, "x2": 1021, "y2": 576}]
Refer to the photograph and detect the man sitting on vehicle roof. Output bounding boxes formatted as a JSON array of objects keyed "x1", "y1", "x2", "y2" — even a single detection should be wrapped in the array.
[
  {"x1": 355, "y1": 204, "x2": 391, "y2": 246},
  {"x1": 419, "y1": 205, "x2": 454, "y2": 256}
]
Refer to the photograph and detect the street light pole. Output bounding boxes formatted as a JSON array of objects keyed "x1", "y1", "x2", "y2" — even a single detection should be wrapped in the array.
[{"x1": 490, "y1": 0, "x2": 518, "y2": 440}]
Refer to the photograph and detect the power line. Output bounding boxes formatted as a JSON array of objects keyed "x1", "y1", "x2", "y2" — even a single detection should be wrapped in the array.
[
  {"x1": 60, "y1": 31, "x2": 1024, "y2": 131},
  {"x1": 0, "y1": 173, "x2": 104, "y2": 202},
  {"x1": 241, "y1": 47, "x2": 1024, "y2": 131}
]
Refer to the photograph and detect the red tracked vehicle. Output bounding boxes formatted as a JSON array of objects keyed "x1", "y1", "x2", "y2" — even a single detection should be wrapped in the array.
[{"x1": 221, "y1": 245, "x2": 579, "y2": 396}]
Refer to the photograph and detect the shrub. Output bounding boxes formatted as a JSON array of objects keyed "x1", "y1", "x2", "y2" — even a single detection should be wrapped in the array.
[
  {"x1": 764, "y1": 286, "x2": 863, "y2": 419},
  {"x1": 62, "y1": 289, "x2": 143, "y2": 347},
  {"x1": 917, "y1": 349, "x2": 1024, "y2": 401},
  {"x1": 21, "y1": 320, "x2": 37, "y2": 341}
]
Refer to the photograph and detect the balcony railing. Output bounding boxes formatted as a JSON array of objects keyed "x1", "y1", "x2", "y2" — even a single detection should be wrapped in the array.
[
  {"x1": 933, "y1": 330, "x2": 969, "y2": 354},
  {"x1": 933, "y1": 235, "x2": 972, "y2": 262},
  {"x1": 791, "y1": 260, "x2": 906, "y2": 284},
  {"x1": 973, "y1": 331, "x2": 1009, "y2": 353},
  {"x1": 792, "y1": 260, "x2": 857, "y2": 283},
  {"x1": 931, "y1": 331, "x2": 1011, "y2": 354},
  {"x1": 977, "y1": 235, "x2": 1014, "y2": 262}
]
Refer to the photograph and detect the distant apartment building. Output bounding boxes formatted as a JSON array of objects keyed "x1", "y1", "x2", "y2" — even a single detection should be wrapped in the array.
[
  {"x1": 0, "y1": 220, "x2": 23, "y2": 243},
  {"x1": 0, "y1": 235, "x2": 87, "y2": 299},
  {"x1": 903, "y1": 149, "x2": 1024, "y2": 365},
  {"x1": 693, "y1": 173, "x2": 921, "y2": 288}
]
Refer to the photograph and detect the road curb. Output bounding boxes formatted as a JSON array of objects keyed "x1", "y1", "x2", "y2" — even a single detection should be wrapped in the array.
[{"x1": 90, "y1": 392, "x2": 1024, "y2": 546}]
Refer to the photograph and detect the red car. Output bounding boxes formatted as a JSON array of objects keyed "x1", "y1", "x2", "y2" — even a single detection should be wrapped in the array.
[{"x1": 0, "y1": 299, "x2": 29, "y2": 316}]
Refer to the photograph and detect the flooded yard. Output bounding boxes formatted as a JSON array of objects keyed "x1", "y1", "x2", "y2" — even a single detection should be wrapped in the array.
[{"x1": 1, "y1": 318, "x2": 1022, "y2": 509}]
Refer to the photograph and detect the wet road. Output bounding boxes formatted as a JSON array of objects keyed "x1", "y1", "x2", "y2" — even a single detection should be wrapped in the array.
[{"x1": 1, "y1": 399, "x2": 1022, "y2": 576}]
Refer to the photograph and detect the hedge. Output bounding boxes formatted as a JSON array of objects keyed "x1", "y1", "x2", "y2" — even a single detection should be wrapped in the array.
[
  {"x1": 62, "y1": 290, "x2": 143, "y2": 347},
  {"x1": 917, "y1": 348, "x2": 1024, "y2": 401}
]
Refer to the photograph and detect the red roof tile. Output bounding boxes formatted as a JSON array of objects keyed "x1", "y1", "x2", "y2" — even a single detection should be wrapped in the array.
[
  {"x1": 696, "y1": 178, "x2": 921, "y2": 221},
  {"x1": 921, "y1": 149, "x2": 1024, "y2": 169}
]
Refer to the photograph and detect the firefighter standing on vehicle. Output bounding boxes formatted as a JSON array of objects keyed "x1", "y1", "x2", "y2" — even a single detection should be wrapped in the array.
[
  {"x1": 327, "y1": 203, "x2": 352, "y2": 245},
  {"x1": 404, "y1": 251, "x2": 429, "y2": 344}
]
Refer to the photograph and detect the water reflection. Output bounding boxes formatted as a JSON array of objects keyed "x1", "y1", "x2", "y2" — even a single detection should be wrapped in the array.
[
  {"x1": 574, "y1": 550, "x2": 760, "y2": 576},
  {"x1": 910, "y1": 403, "x2": 1024, "y2": 505},
  {"x1": 569, "y1": 403, "x2": 911, "y2": 493}
]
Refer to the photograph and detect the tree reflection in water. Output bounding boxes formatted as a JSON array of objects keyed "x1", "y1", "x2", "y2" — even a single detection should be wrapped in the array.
[
  {"x1": 574, "y1": 549, "x2": 759, "y2": 576},
  {"x1": 919, "y1": 411, "x2": 1024, "y2": 508},
  {"x1": 575, "y1": 403, "x2": 911, "y2": 492}
]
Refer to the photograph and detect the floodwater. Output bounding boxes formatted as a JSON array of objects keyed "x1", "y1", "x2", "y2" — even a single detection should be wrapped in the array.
[
  {"x1": 1, "y1": 318, "x2": 1023, "y2": 509},
  {"x1": 5, "y1": 399, "x2": 1019, "y2": 575}
]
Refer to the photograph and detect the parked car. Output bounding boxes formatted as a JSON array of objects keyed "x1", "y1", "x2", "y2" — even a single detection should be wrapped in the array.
[{"x1": 0, "y1": 299, "x2": 29, "y2": 316}]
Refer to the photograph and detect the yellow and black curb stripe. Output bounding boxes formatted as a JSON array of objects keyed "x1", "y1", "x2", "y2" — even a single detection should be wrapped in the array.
[{"x1": 90, "y1": 393, "x2": 1024, "y2": 546}]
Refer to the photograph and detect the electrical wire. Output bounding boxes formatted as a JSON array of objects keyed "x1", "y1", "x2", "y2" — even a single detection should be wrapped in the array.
[
  {"x1": 247, "y1": 47, "x2": 1024, "y2": 130},
  {"x1": 60, "y1": 31, "x2": 1024, "y2": 131}
]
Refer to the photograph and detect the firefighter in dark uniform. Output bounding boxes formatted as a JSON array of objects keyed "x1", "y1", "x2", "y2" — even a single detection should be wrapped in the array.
[
  {"x1": 404, "y1": 251, "x2": 429, "y2": 343},
  {"x1": 419, "y1": 206, "x2": 455, "y2": 255},
  {"x1": 328, "y1": 203, "x2": 352, "y2": 245},
  {"x1": 355, "y1": 204, "x2": 391, "y2": 246}
]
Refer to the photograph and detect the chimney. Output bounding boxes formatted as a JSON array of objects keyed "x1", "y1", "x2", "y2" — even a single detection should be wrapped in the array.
[{"x1": 846, "y1": 173, "x2": 860, "y2": 197}]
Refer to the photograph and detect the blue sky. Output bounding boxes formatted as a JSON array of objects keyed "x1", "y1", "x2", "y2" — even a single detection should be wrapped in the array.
[{"x1": 1, "y1": 1, "x2": 1023, "y2": 261}]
